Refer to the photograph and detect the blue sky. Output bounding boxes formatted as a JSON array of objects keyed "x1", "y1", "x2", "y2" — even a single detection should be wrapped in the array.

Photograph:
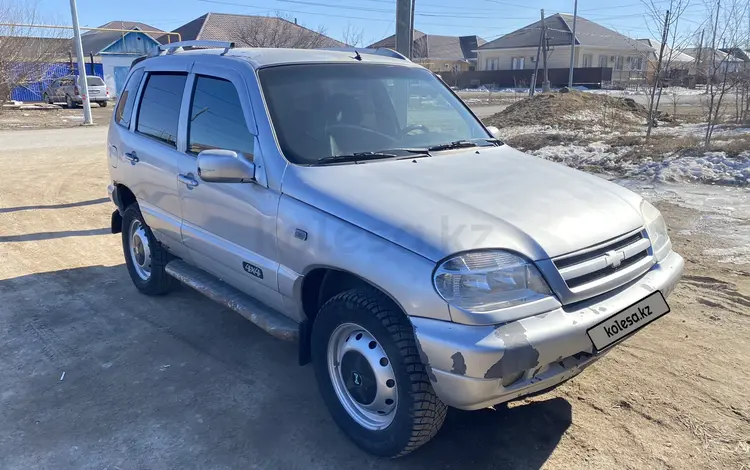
[{"x1": 40, "y1": 0, "x2": 714, "y2": 46}]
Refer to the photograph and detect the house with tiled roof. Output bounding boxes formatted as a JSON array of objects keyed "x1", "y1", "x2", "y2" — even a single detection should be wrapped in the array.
[
  {"x1": 368, "y1": 31, "x2": 486, "y2": 72},
  {"x1": 166, "y1": 13, "x2": 344, "y2": 49},
  {"x1": 477, "y1": 14, "x2": 654, "y2": 83}
]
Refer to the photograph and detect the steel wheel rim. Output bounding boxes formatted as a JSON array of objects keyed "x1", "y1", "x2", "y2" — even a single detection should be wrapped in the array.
[
  {"x1": 128, "y1": 219, "x2": 152, "y2": 281},
  {"x1": 327, "y1": 323, "x2": 398, "y2": 430}
]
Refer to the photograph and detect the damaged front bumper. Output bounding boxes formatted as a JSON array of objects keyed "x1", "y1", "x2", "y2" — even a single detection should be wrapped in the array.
[{"x1": 412, "y1": 250, "x2": 684, "y2": 410}]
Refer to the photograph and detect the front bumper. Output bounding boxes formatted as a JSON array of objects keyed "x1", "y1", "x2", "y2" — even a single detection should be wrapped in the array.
[{"x1": 412, "y1": 250, "x2": 684, "y2": 410}]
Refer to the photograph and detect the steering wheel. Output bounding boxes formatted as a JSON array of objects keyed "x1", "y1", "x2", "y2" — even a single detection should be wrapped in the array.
[{"x1": 400, "y1": 124, "x2": 430, "y2": 138}]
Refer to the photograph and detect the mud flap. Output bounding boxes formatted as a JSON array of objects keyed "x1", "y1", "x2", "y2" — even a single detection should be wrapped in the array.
[{"x1": 111, "y1": 209, "x2": 123, "y2": 234}]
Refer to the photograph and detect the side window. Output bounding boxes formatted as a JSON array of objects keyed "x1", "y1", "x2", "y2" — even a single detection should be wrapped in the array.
[
  {"x1": 187, "y1": 76, "x2": 254, "y2": 159},
  {"x1": 115, "y1": 69, "x2": 144, "y2": 127},
  {"x1": 135, "y1": 73, "x2": 187, "y2": 147}
]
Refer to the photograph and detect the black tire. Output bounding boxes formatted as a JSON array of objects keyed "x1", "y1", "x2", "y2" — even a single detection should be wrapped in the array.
[
  {"x1": 66, "y1": 95, "x2": 76, "y2": 108},
  {"x1": 121, "y1": 204, "x2": 177, "y2": 295},
  {"x1": 43, "y1": 93, "x2": 52, "y2": 104},
  {"x1": 311, "y1": 287, "x2": 447, "y2": 457},
  {"x1": 99, "y1": 101, "x2": 108, "y2": 108}
]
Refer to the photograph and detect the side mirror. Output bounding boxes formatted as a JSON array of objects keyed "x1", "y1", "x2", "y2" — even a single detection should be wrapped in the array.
[
  {"x1": 485, "y1": 126, "x2": 502, "y2": 139},
  {"x1": 197, "y1": 149, "x2": 255, "y2": 183}
]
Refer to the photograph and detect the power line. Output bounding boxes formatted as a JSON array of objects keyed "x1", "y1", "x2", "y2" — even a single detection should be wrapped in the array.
[
  {"x1": 198, "y1": 0, "x2": 517, "y2": 27},
  {"x1": 276, "y1": 0, "x2": 532, "y2": 19}
]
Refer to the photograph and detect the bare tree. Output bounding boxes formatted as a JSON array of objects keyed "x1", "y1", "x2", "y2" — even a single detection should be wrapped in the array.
[
  {"x1": 702, "y1": 0, "x2": 749, "y2": 146},
  {"x1": 234, "y1": 12, "x2": 337, "y2": 49},
  {"x1": 641, "y1": 0, "x2": 694, "y2": 137},
  {"x1": 340, "y1": 23, "x2": 364, "y2": 47},
  {"x1": 0, "y1": 0, "x2": 68, "y2": 107}
]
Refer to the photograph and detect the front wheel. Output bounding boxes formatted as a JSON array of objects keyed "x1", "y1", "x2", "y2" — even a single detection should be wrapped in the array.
[
  {"x1": 43, "y1": 93, "x2": 52, "y2": 104},
  {"x1": 311, "y1": 288, "x2": 447, "y2": 457},
  {"x1": 121, "y1": 204, "x2": 177, "y2": 295},
  {"x1": 65, "y1": 95, "x2": 76, "y2": 108}
]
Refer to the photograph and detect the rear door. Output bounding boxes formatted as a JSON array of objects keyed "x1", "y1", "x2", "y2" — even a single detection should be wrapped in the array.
[
  {"x1": 83, "y1": 75, "x2": 107, "y2": 100},
  {"x1": 56, "y1": 77, "x2": 72, "y2": 100},
  {"x1": 113, "y1": 59, "x2": 192, "y2": 259},
  {"x1": 175, "y1": 63, "x2": 283, "y2": 311}
]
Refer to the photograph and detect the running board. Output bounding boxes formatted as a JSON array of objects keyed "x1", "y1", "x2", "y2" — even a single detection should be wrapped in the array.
[{"x1": 165, "y1": 260, "x2": 298, "y2": 342}]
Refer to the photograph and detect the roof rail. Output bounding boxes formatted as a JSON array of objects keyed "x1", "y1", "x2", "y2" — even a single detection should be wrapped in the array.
[
  {"x1": 149, "y1": 40, "x2": 235, "y2": 57},
  {"x1": 318, "y1": 47, "x2": 409, "y2": 61}
]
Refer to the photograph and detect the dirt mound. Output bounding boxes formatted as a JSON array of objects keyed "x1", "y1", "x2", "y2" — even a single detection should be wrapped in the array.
[{"x1": 485, "y1": 90, "x2": 652, "y2": 129}]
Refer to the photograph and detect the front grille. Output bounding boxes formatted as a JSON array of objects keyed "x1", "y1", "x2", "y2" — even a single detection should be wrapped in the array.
[{"x1": 553, "y1": 229, "x2": 652, "y2": 292}]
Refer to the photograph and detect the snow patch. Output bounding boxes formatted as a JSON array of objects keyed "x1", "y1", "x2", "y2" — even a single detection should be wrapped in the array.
[
  {"x1": 631, "y1": 151, "x2": 750, "y2": 186},
  {"x1": 531, "y1": 144, "x2": 750, "y2": 186},
  {"x1": 531, "y1": 142, "x2": 631, "y2": 172}
]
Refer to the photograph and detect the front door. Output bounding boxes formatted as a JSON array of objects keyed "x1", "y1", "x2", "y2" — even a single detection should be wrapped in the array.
[{"x1": 175, "y1": 64, "x2": 283, "y2": 311}]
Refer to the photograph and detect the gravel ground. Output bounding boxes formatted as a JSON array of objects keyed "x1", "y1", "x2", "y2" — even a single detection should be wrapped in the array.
[{"x1": 0, "y1": 125, "x2": 748, "y2": 469}]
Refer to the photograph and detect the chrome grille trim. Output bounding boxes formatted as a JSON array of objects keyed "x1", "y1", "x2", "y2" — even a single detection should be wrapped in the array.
[
  {"x1": 558, "y1": 238, "x2": 651, "y2": 281},
  {"x1": 549, "y1": 228, "x2": 655, "y2": 303}
]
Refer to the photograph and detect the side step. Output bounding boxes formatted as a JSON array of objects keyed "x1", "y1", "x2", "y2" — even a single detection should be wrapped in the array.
[{"x1": 165, "y1": 260, "x2": 298, "y2": 342}]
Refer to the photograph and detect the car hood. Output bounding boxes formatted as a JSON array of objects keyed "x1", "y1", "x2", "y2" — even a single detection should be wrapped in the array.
[{"x1": 282, "y1": 146, "x2": 645, "y2": 262}]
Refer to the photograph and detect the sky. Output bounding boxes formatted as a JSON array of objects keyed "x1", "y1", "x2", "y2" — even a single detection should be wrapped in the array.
[{"x1": 36, "y1": 0, "x2": 721, "y2": 46}]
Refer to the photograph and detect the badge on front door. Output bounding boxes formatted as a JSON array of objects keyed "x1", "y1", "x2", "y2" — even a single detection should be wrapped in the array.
[{"x1": 242, "y1": 262, "x2": 264, "y2": 279}]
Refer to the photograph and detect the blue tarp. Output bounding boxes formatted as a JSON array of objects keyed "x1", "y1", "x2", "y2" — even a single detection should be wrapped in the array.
[{"x1": 10, "y1": 62, "x2": 104, "y2": 102}]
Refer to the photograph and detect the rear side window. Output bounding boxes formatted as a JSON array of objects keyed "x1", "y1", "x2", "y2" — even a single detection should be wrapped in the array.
[
  {"x1": 115, "y1": 69, "x2": 144, "y2": 127},
  {"x1": 187, "y1": 76, "x2": 254, "y2": 159},
  {"x1": 136, "y1": 73, "x2": 187, "y2": 147}
]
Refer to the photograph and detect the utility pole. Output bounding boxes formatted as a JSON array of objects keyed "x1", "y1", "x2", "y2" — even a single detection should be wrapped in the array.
[
  {"x1": 530, "y1": 24, "x2": 543, "y2": 97},
  {"x1": 69, "y1": 0, "x2": 92, "y2": 125},
  {"x1": 567, "y1": 0, "x2": 578, "y2": 88},
  {"x1": 541, "y1": 9, "x2": 550, "y2": 92},
  {"x1": 395, "y1": 0, "x2": 414, "y2": 59},
  {"x1": 694, "y1": 29, "x2": 704, "y2": 87}
]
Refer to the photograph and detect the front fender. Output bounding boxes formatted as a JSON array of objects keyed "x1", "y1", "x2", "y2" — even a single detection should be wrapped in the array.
[{"x1": 275, "y1": 195, "x2": 451, "y2": 322}]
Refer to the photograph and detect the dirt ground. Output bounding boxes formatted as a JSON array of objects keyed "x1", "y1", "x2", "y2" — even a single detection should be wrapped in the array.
[
  {"x1": 0, "y1": 124, "x2": 748, "y2": 469},
  {"x1": 0, "y1": 105, "x2": 112, "y2": 130}
]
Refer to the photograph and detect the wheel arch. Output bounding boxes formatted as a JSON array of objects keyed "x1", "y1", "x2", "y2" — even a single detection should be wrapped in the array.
[
  {"x1": 297, "y1": 266, "x2": 411, "y2": 365},
  {"x1": 113, "y1": 183, "x2": 136, "y2": 213}
]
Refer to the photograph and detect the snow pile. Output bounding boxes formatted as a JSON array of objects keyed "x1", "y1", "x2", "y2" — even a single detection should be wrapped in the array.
[
  {"x1": 531, "y1": 142, "x2": 632, "y2": 172},
  {"x1": 630, "y1": 151, "x2": 750, "y2": 186},
  {"x1": 530, "y1": 144, "x2": 750, "y2": 186}
]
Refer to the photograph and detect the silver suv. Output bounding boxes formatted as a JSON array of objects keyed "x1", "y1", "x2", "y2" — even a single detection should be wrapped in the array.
[
  {"x1": 43, "y1": 75, "x2": 110, "y2": 107},
  {"x1": 107, "y1": 42, "x2": 684, "y2": 457}
]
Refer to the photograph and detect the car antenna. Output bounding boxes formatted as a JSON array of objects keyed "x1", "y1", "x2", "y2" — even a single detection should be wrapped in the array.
[{"x1": 353, "y1": 50, "x2": 362, "y2": 61}]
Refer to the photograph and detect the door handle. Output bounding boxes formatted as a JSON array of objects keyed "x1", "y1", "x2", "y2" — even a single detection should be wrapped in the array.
[
  {"x1": 124, "y1": 151, "x2": 139, "y2": 164},
  {"x1": 178, "y1": 173, "x2": 199, "y2": 189}
]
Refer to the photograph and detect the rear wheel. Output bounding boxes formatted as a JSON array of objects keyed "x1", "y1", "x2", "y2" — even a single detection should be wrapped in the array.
[
  {"x1": 99, "y1": 101, "x2": 108, "y2": 108},
  {"x1": 311, "y1": 288, "x2": 447, "y2": 457},
  {"x1": 121, "y1": 204, "x2": 177, "y2": 295}
]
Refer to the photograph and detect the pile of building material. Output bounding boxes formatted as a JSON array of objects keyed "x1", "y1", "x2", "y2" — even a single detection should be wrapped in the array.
[{"x1": 484, "y1": 90, "x2": 672, "y2": 129}]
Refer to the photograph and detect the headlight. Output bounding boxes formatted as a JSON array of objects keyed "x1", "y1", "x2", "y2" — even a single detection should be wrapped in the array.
[
  {"x1": 641, "y1": 200, "x2": 671, "y2": 261},
  {"x1": 433, "y1": 250, "x2": 552, "y2": 313}
]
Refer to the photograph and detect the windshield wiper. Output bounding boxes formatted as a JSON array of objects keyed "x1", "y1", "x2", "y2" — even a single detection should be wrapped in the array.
[
  {"x1": 427, "y1": 140, "x2": 479, "y2": 151},
  {"x1": 316, "y1": 149, "x2": 432, "y2": 165},
  {"x1": 316, "y1": 152, "x2": 398, "y2": 164}
]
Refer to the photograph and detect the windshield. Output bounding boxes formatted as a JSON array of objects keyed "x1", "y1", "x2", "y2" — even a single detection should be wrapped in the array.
[
  {"x1": 79, "y1": 76, "x2": 105, "y2": 86},
  {"x1": 258, "y1": 64, "x2": 491, "y2": 165}
]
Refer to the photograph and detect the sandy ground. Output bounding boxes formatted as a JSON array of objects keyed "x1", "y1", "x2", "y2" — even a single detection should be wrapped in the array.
[
  {"x1": 0, "y1": 105, "x2": 112, "y2": 130},
  {"x1": 0, "y1": 125, "x2": 748, "y2": 469}
]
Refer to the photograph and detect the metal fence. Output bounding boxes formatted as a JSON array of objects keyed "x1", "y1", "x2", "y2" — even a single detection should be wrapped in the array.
[
  {"x1": 10, "y1": 62, "x2": 104, "y2": 102},
  {"x1": 438, "y1": 67, "x2": 613, "y2": 89}
]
